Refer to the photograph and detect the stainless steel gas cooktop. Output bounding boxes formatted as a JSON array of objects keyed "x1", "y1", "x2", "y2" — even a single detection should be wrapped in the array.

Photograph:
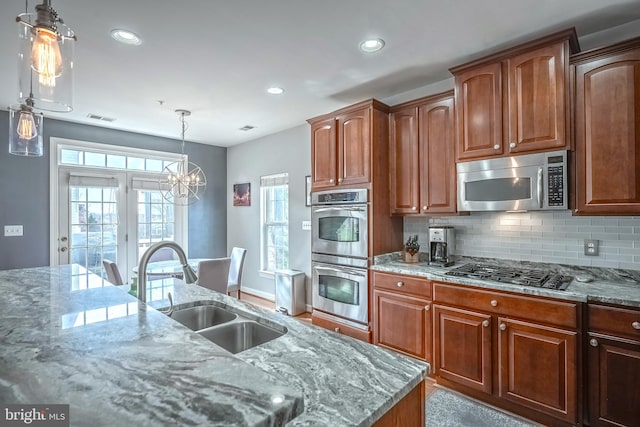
[{"x1": 445, "y1": 263, "x2": 573, "y2": 290}]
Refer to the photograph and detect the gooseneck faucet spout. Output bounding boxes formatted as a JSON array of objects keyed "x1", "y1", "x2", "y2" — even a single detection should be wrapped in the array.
[{"x1": 137, "y1": 241, "x2": 198, "y2": 303}]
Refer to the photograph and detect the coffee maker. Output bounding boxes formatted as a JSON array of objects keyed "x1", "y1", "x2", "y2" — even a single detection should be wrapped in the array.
[{"x1": 428, "y1": 226, "x2": 455, "y2": 267}]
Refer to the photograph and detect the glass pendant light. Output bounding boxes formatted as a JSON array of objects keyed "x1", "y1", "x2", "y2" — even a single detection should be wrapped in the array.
[
  {"x1": 161, "y1": 110, "x2": 207, "y2": 205},
  {"x1": 9, "y1": 98, "x2": 44, "y2": 157},
  {"x1": 16, "y1": 0, "x2": 76, "y2": 112}
]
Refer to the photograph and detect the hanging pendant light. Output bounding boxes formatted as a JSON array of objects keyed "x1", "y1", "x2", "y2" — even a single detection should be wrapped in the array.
[
  {"x1": 161, "y1": 110, "x2": 207, "y2": 205},
  {"x1": 8, "y1": 98, "x2": 44, "y2": 157},
  {"x1": 16, "y1": 0, "x2": 76, "y2": 112}
]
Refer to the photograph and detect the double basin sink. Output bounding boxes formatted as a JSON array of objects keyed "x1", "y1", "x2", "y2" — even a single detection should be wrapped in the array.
[{"x1": 165, "y1": 302, "x2": 286, "y2": 354}]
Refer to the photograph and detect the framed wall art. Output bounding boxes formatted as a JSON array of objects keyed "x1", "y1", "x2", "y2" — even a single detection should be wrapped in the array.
[{"x1": 233, "y1": 183, "x2": 251, "y2": 206}]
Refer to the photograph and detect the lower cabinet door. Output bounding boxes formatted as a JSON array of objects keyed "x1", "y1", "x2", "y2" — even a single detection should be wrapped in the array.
[
  {"x1": 434, "y1": 305, "x2": 492, "y2": 393},
  {"x1": 497, "y1": 317, "x2": 577, "y2": 424},
  {"x1": 588, "y1": 333, "x2": 640, "y2": 427},
  {"x1": 374, "y1": 289, "x2": 431, "y2": 361}
]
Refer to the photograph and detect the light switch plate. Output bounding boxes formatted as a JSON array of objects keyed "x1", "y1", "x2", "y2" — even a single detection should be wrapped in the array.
[
  {"x1": 584, "y1": 239, "x2": 599, "y2": 256},
  {"x1": 302, "y1": 220, "x2": 311, "y2": 231},
  {"x1": 4, "y1": 225, "x2": 23, "y2": 237}
]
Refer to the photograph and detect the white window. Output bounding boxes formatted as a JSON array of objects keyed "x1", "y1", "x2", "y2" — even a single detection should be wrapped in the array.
[{"x1": 260, "y1": 173, "x2": 289, "y2": 274}]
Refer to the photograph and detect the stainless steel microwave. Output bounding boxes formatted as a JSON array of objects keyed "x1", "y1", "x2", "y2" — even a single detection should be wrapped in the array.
[{"x1": 457, "y1": 150, "x2": 568, "y2": 212}]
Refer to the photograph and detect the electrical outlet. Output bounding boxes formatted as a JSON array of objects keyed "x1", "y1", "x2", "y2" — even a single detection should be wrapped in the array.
[
  {"x1": 4, "y1": 225, "x2": 23, "y2": 237},
  {"x1": 584, "y1": 239, "x2": 599, "y2": 256},
  {"x1": 302, "y1": 220, "x2": 311, "y2": 231}
]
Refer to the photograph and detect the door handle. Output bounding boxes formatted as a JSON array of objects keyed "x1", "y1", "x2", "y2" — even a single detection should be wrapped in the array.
[
  {"x1": 537, "y1": 167, "x2": 543, "y2": 209},
  {"x1": 60, "y1": 247, "x2": 68, "y2": 252},
  {"x1": 60, "y1": 236, "x2": 68, "y2": 242}
]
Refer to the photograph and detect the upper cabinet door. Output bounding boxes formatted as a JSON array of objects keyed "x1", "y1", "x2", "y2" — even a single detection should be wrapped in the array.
[
  {"x1": 574, "y1": 46, "x2": 640, "y2": 214},
  {"x1": 420, "y1": 96, "x2": 456, "y2": 214},
  {"x1": 507, "y1": 42, "x2": 568, "y2": 153},
  {"x1": 310, "y1": 117, "x2": 337, "y2": 190},
  {"x1": 454, "y1": 62, "x2": 503, "y2": 160},
  {"x1": 389, "y1": 106, "x2": 420, "y2": 214},
  {"x1": 337, "y1": 108, "x2": 371, "y2": 186}
]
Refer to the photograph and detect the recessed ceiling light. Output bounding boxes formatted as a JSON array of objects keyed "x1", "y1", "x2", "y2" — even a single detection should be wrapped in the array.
[
  {"x1": 111, "y1": 29, "x2": 143, "y2": 45},
  {"x1": 359, "y1": 38, "x2": 385, "y2": 53},
  {"x1": 267, "y1": 87, "x2": 284, "y2": 95}
]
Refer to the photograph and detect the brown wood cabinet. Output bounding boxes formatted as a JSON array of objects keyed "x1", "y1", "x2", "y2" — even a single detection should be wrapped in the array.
[
  {"x1": 432, "y1": 281, "x2": 580, "y2": 425},
  {"x1": 372, "y1": 272, "x2": 432, "y2": 364},
  {"x1": 572, "y1": 37, "x2": 640, "y2": 215},
  {"x1": 312, "y1": 310, "x2": 372, "y2": 343},
  {"x1": 451, "y1": 29, "x2": 578, "y2": 162},
  {"x1": 587, "y1": 304, "x2": 640, "y2": 426},
  {"x1": 389, "y1": 92, "x2": 456, "y2": 214},
  {"x1": 308, "y1": 99, "x2": 388, "y2": 191}
]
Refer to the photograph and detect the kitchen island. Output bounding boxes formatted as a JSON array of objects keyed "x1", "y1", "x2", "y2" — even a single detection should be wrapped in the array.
[{"x1": 0, "y1": 265, "x2": 428, "y2": 426}]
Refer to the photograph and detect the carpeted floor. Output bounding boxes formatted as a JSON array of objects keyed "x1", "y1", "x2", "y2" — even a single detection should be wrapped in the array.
[{"x1": 426, "y1": 388, "x2": 539, "y2": 427}]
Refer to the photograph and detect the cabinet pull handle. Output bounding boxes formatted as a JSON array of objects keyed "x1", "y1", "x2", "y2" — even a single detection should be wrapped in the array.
[
  {"x1": 632, "y1": 321, "x2": 640, "y2": 330},
  {"x1": 493, "y1": 144, "x2": 500, "y2": 150},
  {"x1": 490, "y1": 299, "x2": 498, "y2": 307},
  {"x1": 509, "y1": 142, "x2": 516, "y2": 148},
  {"x1": 482, "y1": 320, "x2": 489, "y2": 327},
  {"x1": 590, "y1": 338, "x2": 598, "y2": 347},
  {"x1": 499, "y1": 323, "x2": 506, "y2": 331},
  {"x1": 334, "y1": 327, "x2": 340, "y2": 333},
  {"x1": 425, "y1": 305, "x2": 430, "y2": 311},
  {"x1": 396, "y1": 281, "x2": 404, "y2": 287}
]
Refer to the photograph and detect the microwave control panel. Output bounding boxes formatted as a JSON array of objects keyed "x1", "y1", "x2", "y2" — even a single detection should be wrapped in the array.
[{"x1": 547, "y1": 154, "x2": 565, "y2": 207}]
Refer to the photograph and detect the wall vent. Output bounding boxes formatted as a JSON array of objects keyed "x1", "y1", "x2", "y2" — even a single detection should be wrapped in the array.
[
  {"x1": 239, "y1": 125, "x2": 255, "y2": 131},
  {"x1": 87, "y1": 113, "x2": 116, "y2": 122}
]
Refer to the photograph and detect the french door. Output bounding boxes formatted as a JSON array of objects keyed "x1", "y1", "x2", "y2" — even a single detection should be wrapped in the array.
[{"x1": 56, "y1": 169, "x2": 186, "y2": 285}]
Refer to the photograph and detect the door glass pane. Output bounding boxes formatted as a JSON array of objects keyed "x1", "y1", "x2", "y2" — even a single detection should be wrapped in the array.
[
  {"x1": 465, "y1": 177, "x2": 531, "y2": 201},
  {"x1": 137, "y1": 190, "x2": 175, "y2": 262},
  {"x1": 318, "y1": 217, "x2": 360, "y2": 242},
  {"x1": 69, "y1": 185, "x2": 120, "y2": 285},
  {"x1": 319, "y1": 275, "x2": 359, "y2": 305}
]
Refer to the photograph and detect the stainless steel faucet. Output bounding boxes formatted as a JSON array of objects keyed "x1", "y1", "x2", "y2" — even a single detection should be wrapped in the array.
[{"x1": 137, "y1": 241, "x2": 198, "y2": 303}]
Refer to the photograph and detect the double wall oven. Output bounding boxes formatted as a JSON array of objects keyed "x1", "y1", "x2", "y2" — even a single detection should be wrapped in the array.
[{"x1": 311, "y1": 189, "x2": 369, "y2": 326}]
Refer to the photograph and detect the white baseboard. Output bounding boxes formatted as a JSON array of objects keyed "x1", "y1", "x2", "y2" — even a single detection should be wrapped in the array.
[{"x1": 241, "y1": 287, "x2": 275, "y2": 301}]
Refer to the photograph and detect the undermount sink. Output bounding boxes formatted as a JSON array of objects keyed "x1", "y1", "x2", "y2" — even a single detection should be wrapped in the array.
[
  {"x1": 164, "y1": 302, "x2": 286, "y2": 353},
  {"x1": 169, "y1": 305, "x2": 237, "y2": 331},
  {"x1": 198, "y1": 321, "x2": 285, "y2": 354}
]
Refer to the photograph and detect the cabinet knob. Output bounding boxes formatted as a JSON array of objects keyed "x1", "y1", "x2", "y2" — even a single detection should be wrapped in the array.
[
  {"x1": 499, "y1": 323, "x2": 507, "y2": 331},
  {"x1": 422, "y1": 206, "x2": 428, "y2": 211},
  {"x1": 334, "y1": 327, "x2": 340, "y2": 333},
  {"x1": 509, "y1": 142, "x2": 516, "y2": 148},
  {"x1": 493, "y1": 144, "x2": 500, "y2": 150},
  {"x1": 482, "y1": 320, "x2": 489, "y2": 327},
  {"x1": 329, "y1": 179, "x2": 334, "y2": 184},
  {"x1": 490, "y1": 299, "x2": 498, "y2": 307},
  {"x1": 632, "y1": 321, "x2": 640, "y2": 330},
  {"x1": 411, "y1": 206, "x2": 417, "y2": 211},
  {"x1": 425, "y1": 305, "x2": 430, "y2": 311},
  {"x1": 396, "y1": 281, "x2": 404, "y2": 287},
  {"x1": 590, "y1": 338, "x2": 598, "y2": 347},
  {"x1": 338, "y1": 178, "x2": 343, "y2": 183}
]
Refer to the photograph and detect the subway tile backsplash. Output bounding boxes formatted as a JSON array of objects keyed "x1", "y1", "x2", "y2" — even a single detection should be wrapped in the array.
[{"x1": 404, "y1": 211, "x2": 640, "y2": 271}]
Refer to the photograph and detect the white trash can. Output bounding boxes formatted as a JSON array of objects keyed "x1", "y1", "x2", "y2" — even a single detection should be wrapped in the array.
[{"x1": 274, "y1": 269, "x2": 306, "y2": 316}]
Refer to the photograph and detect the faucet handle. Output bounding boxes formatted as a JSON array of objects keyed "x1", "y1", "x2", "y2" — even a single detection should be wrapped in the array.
[{"x1": 160, "y1": 292, "x2": 174, "y2": 316}]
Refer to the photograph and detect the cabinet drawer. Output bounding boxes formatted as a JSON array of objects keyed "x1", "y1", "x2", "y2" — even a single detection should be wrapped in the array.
[
  {"x1": 433, "y1": 281, "x2": 578, "y2": 329},
  {"x1": 589, "y1": 304, "x2": 640, "y2": 341},
  {"x1": 312, "y1": 311, "x2": 372, "y2": 343},
  {"x1": 373, "y1": 271, "x2": 431, "y2": 298}
]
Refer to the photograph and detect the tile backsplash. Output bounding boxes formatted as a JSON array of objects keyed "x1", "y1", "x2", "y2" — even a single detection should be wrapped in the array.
[{"x1": 404, "y1": 211, "x2": 640, "y2": 271}]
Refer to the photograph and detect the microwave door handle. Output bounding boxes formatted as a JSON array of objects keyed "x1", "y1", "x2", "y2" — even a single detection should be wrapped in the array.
[{"x1": 537, "y1": 167, "x2": 543, "y2": 208}]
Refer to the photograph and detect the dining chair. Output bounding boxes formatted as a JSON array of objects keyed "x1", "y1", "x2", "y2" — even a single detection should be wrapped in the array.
[
  {"x1": 227, "y1": 247, "x2": 247, "y2": 298},
  {"x1": 103, "y1": 259, "x2": 125, "y2": 285},
  {"x1": 197, "y1": 258, "x2": 231, "y2": 294}
]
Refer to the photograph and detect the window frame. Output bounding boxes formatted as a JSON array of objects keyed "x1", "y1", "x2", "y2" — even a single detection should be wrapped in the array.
[{"x1": 259, "y1": 173, "x2": 289, "y2": 276}]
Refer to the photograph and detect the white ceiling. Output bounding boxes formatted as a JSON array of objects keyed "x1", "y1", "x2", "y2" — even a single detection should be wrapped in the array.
[{"x1": 1, "y1": 0, "x2": 639, "y2": 147}]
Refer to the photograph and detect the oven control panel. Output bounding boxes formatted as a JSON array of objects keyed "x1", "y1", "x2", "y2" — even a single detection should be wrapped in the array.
[{"x1": 312, "y1": 189, "x2": 368, "y2": 205}]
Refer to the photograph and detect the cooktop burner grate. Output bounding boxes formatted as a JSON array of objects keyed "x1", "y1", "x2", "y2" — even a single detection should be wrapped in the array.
[{"x1": 445, "y1": 263, "x2": 573, "y2": 290}]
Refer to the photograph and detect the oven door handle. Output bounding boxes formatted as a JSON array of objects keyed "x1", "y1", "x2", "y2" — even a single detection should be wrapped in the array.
[
  {"x1": 313, "y1": 207, "x2": 366, "y2": 213},
  {"x1": 314, "y1": 265, "x2": 367, "y2": 277}
]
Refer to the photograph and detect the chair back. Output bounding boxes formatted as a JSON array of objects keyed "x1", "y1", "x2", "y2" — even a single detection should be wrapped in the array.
[
  {"x1": 197, "y1": 258, "x2": 231, "y2": 294},
  {"x1": 103, "y1": 260, "x2": 124, "y2": 285},
  {"x1": 227, "y1": 247, "x2": 247, "y2": 293}
]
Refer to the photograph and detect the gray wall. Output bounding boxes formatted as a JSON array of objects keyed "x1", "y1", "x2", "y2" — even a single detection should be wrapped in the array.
[
  {"x1": 0, "y1": 110, "x2": 227, "y2": 270},
  {"x1": 227, "y1": 124, "x2": 311, "y2": 303}
]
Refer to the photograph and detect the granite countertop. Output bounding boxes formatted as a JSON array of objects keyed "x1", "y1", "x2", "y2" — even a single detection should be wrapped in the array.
[
  {"x1": 371, "y1": 253, "x2": 640, "y2": 309},
  {"x1": 0, "y1": 265, "x2": 428, "y2": 426}
]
